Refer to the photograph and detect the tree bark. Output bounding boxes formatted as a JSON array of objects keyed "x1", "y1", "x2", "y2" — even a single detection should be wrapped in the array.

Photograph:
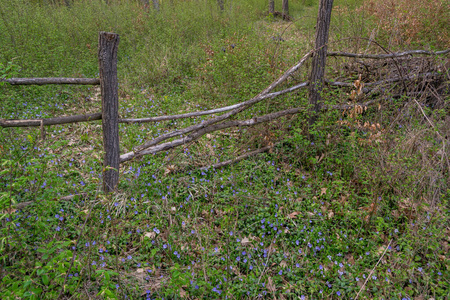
[
  {"x1": 282, "y1": 0, "x2": 289, "y2": 19},
  {"x1": 98, "y1": 32, "x2": 120, "y2": 194},
  {"x1": 152, "y1": 0, "x2": 160, "y2": 12},
  {"x1": 309, "y1": 0, "x2": 333, "y2": 122},
  {"x1": 217, "y1": 0, "x2": 224, "y2": 11},
  {"x1": 269, "y1": 0, "x2": 275, "y2": 14}
]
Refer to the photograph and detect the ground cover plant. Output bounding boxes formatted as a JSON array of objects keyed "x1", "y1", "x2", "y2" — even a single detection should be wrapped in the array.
[{"x1": 1, "y1": 0, "x2": 449, "y2": 299}]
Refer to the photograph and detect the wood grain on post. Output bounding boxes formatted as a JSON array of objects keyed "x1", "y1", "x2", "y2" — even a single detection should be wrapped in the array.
[
  {"x1": 98, "y1": 32, "x2": 120, "y2": 194},
  {"x1": 309, "y1": 0, "x2": 333, "y2": 122}
]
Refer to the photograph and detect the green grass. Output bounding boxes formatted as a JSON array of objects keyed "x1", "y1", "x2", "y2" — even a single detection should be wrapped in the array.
[{"x1": 1, "y1": 0, "x2": 449, "y2": 299}]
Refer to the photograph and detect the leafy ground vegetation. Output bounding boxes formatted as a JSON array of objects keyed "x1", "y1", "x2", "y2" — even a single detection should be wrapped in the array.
[{"x1": 1, "y1": 0, "x2": 449, "y2": 299}]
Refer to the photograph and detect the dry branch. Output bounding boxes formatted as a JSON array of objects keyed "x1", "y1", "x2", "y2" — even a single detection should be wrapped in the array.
[
  {"x1": 133, "y1": 52, "x2": 312, "y2": 152},
  {"x1": 122, "y1": 82, "x2": 309, "y2": 125},
  {"x1": 120, "y1": 107, "x2": 304, "y2": 163},
  {"x1": 0, "y1": 113, "x2": 102, "y2": 128},
  {"x1": 326, "y1": 72, "x2": 442, "y2": 88},
  {"x1": 1, "y1": 77, "x2": 100, "y2": 85},
  {"x1": 327, "y1": 49, "x2": 450, "y2": 59}
]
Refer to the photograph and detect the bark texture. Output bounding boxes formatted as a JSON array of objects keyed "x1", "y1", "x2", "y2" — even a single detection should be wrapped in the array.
[
  {"x1": 269, "y1": 0, "x2": 274, "y2": 14},
  {"x1": 309, "y1": 0, "x2": 333, "y2": 119},
  {"x1": 98, "y1": 32, "x2": 120, "y2": 194},
  {"x1": 282, "y1": 0, "x2": 289, "y2": 18}
]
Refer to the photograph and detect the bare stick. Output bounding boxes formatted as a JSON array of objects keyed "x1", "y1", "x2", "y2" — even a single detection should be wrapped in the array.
[
  {"x1": 120, "y1": 107, "x2": 304, "y2": 163},
  {"x1": 120, "y1": 102, "x2": 247, "y2": 124},
  {"x1": 123, "y1": 82, "x2": 308, "y2": 127},
  {"x1": 328, "y1": 49, "x2": 450, "y2": 59},
  {"x1": 326, "y1": 72, "x2": 440, "y2": 88},
  {"x1": 355, "y1": 239, "x2": 392, "y2": 300},
  {"x1": 0, "y1": 113, "x2": 102, "y2": 128},
  {"x1": 0, "y1": 77, "x2": 100, "y2": 85}
]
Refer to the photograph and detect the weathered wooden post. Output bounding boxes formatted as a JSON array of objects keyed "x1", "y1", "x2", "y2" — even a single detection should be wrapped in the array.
[
  {"x1": 309, "y1": 0, "x2": 333, "y2": 123},
  {"x1": 98, "y1": 32, "x2": 120, "y2": 194}
]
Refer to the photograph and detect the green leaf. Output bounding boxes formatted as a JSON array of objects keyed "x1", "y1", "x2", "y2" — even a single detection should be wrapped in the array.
[{"x1": 41, "y1": 275, "x2": 49, "y2": 286}]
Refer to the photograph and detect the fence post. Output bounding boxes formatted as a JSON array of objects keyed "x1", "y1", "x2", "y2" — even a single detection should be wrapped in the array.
[{"x1": 98, "y1": 32, "x2": 120, "y2": 194}]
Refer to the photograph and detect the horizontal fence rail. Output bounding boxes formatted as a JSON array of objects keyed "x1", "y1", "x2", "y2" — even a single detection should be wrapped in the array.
[
  {"x1": 0, "y1": 113, "x2": 102, "y2": 127},
  {"x1": 0, "y1": 77, "x2": 100, "y2": 85},
  {"x1": 327, "y1": 49, "x2": 450, "y2": 59}
]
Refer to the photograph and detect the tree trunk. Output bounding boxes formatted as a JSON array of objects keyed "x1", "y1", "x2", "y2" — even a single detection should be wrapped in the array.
[
  {"x1": 217, "y1": 0, "x2": 224, "y2": 11},
  {"x1": 308, "y1": 0, "x2": 333, "y2": 122},
  {"x1": 152, "y1": 0, "x2": 160, "y2": 11},
  {"x1": 269, "y1": 0, "x2": 274, "y2": 14},
  {"x1": 98, "y1": 32, "x2": 120, "y2": 194},
  {"x1": 282, "y1": 0, "x2": 289, "y2": 19}
]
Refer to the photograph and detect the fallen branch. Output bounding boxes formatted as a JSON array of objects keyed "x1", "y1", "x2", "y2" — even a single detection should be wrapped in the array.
[
  {"x1": 355, "y1": 239, "x2": 393, "y2": 300},
  {"x1": 0, "y1": 113, "x2": 102, "y2": 128},
  {"x1": 326, "y1": 72, "x2": 442, "y2": 88},
  {"x1": 1, "y1": 77, "x2": 100, "y2": 85},
  {"x1": 120, "y1": 107, "x2": 305, "y2": 163},
  {"x1": 328, "y1": 49, "x2": 450, "y2": 59},
  {"x1": 11, "y1": 193, "x2": 88, "y2": 210},
  {"x1": 120, "y1": 81, "x2": 309, "y2": 124},
  {"x1": 133, "y1": 51, "x2": 312, "y2": 152}
]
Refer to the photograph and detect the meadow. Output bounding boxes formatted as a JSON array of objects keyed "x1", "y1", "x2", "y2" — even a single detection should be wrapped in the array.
[{"x1": 0, "y1": 0, "x2": 449, "y2": 299}]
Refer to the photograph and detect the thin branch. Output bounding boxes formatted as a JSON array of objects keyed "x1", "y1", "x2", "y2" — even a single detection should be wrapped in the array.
[
  {"x1": 355, "y1": 240, "x2": 393, "y2": 300},
  {"x1": 327, "y1": 49, "x2": 450, "y2": 59},
  {"x1": 119, "y1": 102, "x2": 247, "y2": 124},
  {"x1": 119, "y1": 81, "x2": 309, "y2": 124},
  {"x1": 0, "y1": 113, "x2": 102, "y2": 128},
  {"x1": 1, "y1": 77, "x2": 100, "y2": 85},
  {"x1": 326, "y1": 72, "x2": 441, "y2": 88},
  {"x1": 120, "y1": 107, "x2": 305, "y2": 163}
]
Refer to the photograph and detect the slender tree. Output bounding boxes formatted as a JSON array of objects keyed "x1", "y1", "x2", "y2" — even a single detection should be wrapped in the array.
[
  {"x1": 309, "y1": 0, "x2": 333, "y2": 122},
  {"x1": 217, "y1": 0, "x2": 224, "y2": 11},
  {"x1": 282, "y1": 0, "x2": 289, "y2": 19},
  {"x1": 152, "y1": 0, "x2": 160, "y2": 11},
  {"x1": 269, "y1": 0, "x2": 275, "y2": 14}
]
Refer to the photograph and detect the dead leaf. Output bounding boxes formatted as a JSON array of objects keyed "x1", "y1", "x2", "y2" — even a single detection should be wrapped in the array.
[
  {"x1": 288, "y1": 211, "x2": 300, "y2": 219},
  {"x1": 145, "y1": 232, "x2": 156, "y2": 239},
  {"x1": 179, "y1": 288, "x2": 186, "y2": 297},
  {"x1": 328, "y1": 210, "x2": 334, "y2": 218},
  {"x1": 267, "y1": 277, "x2": 276, "y2": 292},
  {"x1": 136, "y1": 268, "x2": 144, "y2": 273},
  {"x1": 241, "y1": 237, "x2": 251, "y2": 246},
  {"x1": 345, "y1": 253, "x2": 355, "y2": 265},
  {"x1": 320, "y1": 188, "x2": 327, "y2": 196},
  {"x1": 164, "y1": 165, "x2": 175, "y2": 175},
  {"x1": 377, "y1": 245, "x2": 387, "y2": 256}
]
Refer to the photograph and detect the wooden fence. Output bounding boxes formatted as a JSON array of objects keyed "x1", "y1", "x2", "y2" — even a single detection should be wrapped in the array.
[
  {"x1": 2, "y1": 31, "x2": 448, "y2": 195},
  {"x1": 1, "y1": 32, "x2": 120, "y2": 194}
]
